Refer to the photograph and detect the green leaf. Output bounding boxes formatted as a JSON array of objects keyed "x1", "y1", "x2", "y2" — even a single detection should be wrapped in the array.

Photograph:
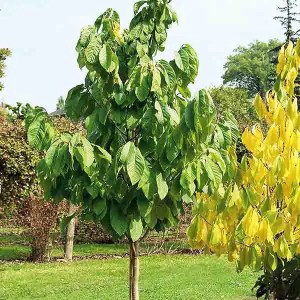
[
  {"x1": 135, "y1": 72, "x2": 150, "y2": 101},
  {"x1": 93, "y1": 198, "x2": 106, "y2": 215},
  {"x1": 82, "y1": 137, "x2": 95, "y2": 167},
  {"x1": 99, "y1": 104, "x2": 111, "y2": 125},
  {"x1": 27, "y1": 113, "x2": 55, "y2": 151},
  {"x1": 185, "y1": 102, "x2": 194, "y2": 130},
  {"x1": 129, "y1": 216, "x2": 143, "y2": 242},
  {"x1": 120, "y1": 142, "x2": 134, "y2": 164},
  {"x1": 158, "y1": 60, "x2": 176, "y2": 88},
  {"x1": 139, "y1": 165, "x2": 157, "y2": 200},
  {"x1": 156, "y1": 173, "x2": 168, "y2": 200},
  {"x1": 135, "y1": 86, "x2": 149, "y2": 101},
  {"x1": 110, "y1": 203, "x2": 128, "y2": 236},
  {"x1": 174, "y1": 51, "x2": 184, "y2": 71},
  {"x1": 151, "y1": 67, "x2": 162, "y2": 93},
  {"x1": 85, "y1": 35, "x2": 101, "y2": 64},
  {"x1": 155, "y1": 101, "x2": 164, "y2": 124},
  {"x1": 137, "y1": 194, "x2": 152, "y2": 216},
  {"x1": 127, "y1": 147, "x2": 145, "y2": 185},
  {"x1": 45, "y1": 141, "x2": 60, "y2": 167},
  {"x1": 134, "y1": 0, "x2": 146, "y2": 14},
  {"x1": 53, "y1": 144, "x2": 67, "y2": 176},
  {"x1": 99, "y1": 45, "x2": 117, "y2": 72},
  {"x1": 65, "y1": 85, "x2": 85, "y2": 121},
  {"x1": 76, "y1": 25, "x2": 96, "y2": 50},
  {"x1": 95, "y1": 145, "x2": 112, "y2": 163},
  {"x1": 180, "y1": 165, "x2": 196, "y2": 195}
]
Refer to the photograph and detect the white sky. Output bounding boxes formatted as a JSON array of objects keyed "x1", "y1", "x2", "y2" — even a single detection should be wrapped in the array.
[{"x1": 0, "y1": 0, "x2": 284, "y2": 112}]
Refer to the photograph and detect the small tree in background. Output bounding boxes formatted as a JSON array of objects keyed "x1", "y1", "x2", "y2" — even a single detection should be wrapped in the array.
[
  {"x1": 189, "y1": 42, "x2": 300, "y2": 299},
  {"x1": 0, "y1": 48, "x2": 11, "y2": 93},
  {"x1": 208, "y1": 86, "x2": 258, "y2": 161},
  {"x1": 274, "y1": 0, "x2": 300, "y2": 42},
  {"x1": 56, "y1": 96, "x2": 65, "y2": 111},
  {"x1": 208, "y1": 86, "x2": 257, "y2": 131},
  {"x1": 222, "y1": 40, "x2": 282, "y2": 97},
  {"x1": 27, "y1": 0, "x2": 238, "y2": 298}
]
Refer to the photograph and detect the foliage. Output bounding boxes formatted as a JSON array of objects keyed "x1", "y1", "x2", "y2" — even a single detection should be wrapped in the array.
[
  {"x1": 208, "y1": 86, "x2": 258, "y2": 161},
  {"x1": 253, "y1": 256, "x2": 300, "y2": 299},
  {"x1": 188, "y1": 42, "x2": 300, "y2": 276},
  {"x1": 0, "y1": 105, "x2": 84, "y2": 261},
  {"x1": 26, "y1": 1, "x2": 238, "y2": 297},
  {"x1": 274, "y1": 0, "x2": 300, "y2": 42},
  {"x1": 56, "y1": 96, "x2": 65, "y2": 110},
  {"x1": 208, "y1": 86, "x2": 257, "y2": 131},
  {"x1": 0, "y1": 113, "x2": 41, "y2": 214},
  {"x1": 0, "y1": 255, "x2": 258, "y2": 300},
  {"x1": 27, "y1": 0, "x2": 238, "y2": 245},
  {"x1": 0, "y1": 110, "x2": 59, "y2": 261},
  {"x1": 222, "y1": 40, "x2": 282, "y2": 97},
  {"x1": 0, "y1": 48, "x2": 11, "y2": 92}
]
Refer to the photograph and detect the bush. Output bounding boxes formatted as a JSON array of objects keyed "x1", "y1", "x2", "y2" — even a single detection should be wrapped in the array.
[
  {"x1": 253, "y1": 257, "x2": 300, "y2": 299},
  {"x1": 0, "y1": 112, "x2": 59, "y2": 261}
]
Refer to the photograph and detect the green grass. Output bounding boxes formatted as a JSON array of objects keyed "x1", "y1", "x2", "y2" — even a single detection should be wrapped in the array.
[
  {"x1": 0, "y1": 255, "x2": 258, "y2": 300},
  {"x1": 0, "y1": 243, "x2": 128, "y2": 261},
  {"x1": 0, "y1": 232, "x2": 188, "y2": 261}
]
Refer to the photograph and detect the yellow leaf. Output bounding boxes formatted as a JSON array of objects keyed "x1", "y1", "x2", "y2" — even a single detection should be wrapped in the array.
[{"x1": 254, "y1": 94, "x2": 268, "y2": 120}]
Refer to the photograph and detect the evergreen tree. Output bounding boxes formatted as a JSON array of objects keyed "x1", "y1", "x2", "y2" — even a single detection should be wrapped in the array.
[{"x1": 274, "y1": 0, "x2": 300, "y2": 42}]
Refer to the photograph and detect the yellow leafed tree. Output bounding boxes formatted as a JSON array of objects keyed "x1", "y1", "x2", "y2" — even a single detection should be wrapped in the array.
[{"x1": 188, "y1": 41, "x2": 300, "y2": 272}]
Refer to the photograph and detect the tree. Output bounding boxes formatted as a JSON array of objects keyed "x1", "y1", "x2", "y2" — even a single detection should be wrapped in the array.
[
  {"x1": 56, "y1": 96, "x2": 65, "y2": 110},
  {"x1": 188, "y1": 41, "x2": 300, "y2": 299},
  {"x1": 26, "y1": 1, "x2": 238, "y2": 298},
  {"x1": 222, "y1": 40, "x2": 282, "y2": 97},
  {"x1": 274, "y1": 0, "x2": 300, "y2": 42},
  {"x1": 208, "y1": 86, "x2": 257, "y2": 131},
  {"x1": 208, "y1": 86, "x2": 258, "y2": 161},
  {"x1": 0, "y1": 48, "x2": 11, "y2": 92}
]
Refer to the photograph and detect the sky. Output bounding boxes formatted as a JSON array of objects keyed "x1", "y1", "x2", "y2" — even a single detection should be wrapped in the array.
[{"x1": 0, "y1": 0, "x2": 284, "y2": 112}]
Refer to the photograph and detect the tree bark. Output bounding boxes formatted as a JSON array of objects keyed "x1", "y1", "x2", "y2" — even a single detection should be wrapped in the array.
[
  {"x1": 64, "y1": 203, "x2": 77, "y2": 261},
  {"x1": 129, "y1": 240, "x2": 140, "y2": 300}
]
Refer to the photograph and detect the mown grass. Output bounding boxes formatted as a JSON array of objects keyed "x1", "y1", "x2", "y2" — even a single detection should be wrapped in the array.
[{"x1": 0, "y1": 255, "x2": 258, "y2": 300}]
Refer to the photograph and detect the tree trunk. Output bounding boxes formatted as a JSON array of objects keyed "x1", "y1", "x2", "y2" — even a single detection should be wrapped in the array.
[
  {"x1": 129, "y1": 240, "x2": 140, "y2": 300},
  {"x1": 64, "y1": 204, "x2": 77, "y2": 261}
]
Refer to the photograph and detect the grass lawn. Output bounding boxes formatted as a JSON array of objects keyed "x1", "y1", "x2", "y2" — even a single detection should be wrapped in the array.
[{"x1": 0, "y1": 254, "x2": 258, "y2": 300}]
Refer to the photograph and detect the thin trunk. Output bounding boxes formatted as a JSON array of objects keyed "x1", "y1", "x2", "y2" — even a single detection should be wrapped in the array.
[
  {"x1": 129, "y1": 240, "x2": 140, "y2": 300},
  {"x1": 64, "y1": 204, "x2": 77, "y2": 261}
]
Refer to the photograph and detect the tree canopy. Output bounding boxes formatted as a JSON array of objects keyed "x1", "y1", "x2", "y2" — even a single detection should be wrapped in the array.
[
  {"x1": 222, "y1": 40, "x2": 282, "y2": 97},
  {"x1": 26, "y1": 0, "x2": 238, "y2": 298},
  {"x1": 189, "y1": 41, "x2": 300, "y2": 274}
]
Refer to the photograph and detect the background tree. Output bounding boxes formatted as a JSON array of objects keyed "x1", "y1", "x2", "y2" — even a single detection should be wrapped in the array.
[
  {"x1": 274, "y1": 0, "x2": 300, "y2": 42},
  {"x1": 208, "y1": 86, "x2": 258, "y2": 161},
  {"x1": 208, "y1": 86, "x2": 257, "y2": 131},
  {"x1": 273, "y1": 0, "x2": 300, "y2": 102},
  {"x1": 189, "y1": 42, "x2": 300, "y2": 300},
  {"x1": 56, "y1": 96, "x2": 65, "y2": 111},
  {"x1": 26, "y1": 0, "x2": 238, "y2": 298},
  {"x1": 222, "y1": 40, "x2": 281, "y2": 97},
  {"x1": 0, "y1": 48, "x2": 11, "y2": 93}
]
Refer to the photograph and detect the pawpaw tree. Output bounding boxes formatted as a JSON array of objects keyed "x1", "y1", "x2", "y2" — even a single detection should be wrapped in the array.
[
  {"x1": 27, "y1": 0, "x2": 238, "y2": 298},
  {"x1": 188, "y1": 41, "x2": 300, "y2": 298}
]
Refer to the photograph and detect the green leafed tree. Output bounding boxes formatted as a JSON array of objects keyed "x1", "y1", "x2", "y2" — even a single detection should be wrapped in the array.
[
  {"x1": 26, "y1": 1, "x2": 238, "y2": 298},
  {"x1": 222, "y1": 40, "x2": 282, "y2": 97},
  {"x1": 0, "y1": 48, "x2": 11, "y2": 92}
]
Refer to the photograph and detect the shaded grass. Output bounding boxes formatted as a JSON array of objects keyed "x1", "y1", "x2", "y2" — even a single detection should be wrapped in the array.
[
  {"x1": 0, "y1": 255, "x2": 258, "y2": 300},
  {"x1": 0, "y1": 231, "x2": 188, "y2": 261}
]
